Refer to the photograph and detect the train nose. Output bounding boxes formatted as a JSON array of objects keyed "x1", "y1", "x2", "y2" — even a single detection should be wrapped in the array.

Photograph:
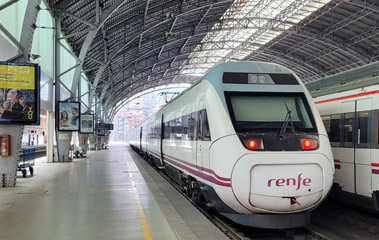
[{"x1": 231, "y1": 153, "x2": 329, "y2": 213}]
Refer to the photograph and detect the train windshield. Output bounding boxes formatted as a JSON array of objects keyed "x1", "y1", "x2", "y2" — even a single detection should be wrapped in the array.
[{"x1": 225, "y1": 92, "x2": 317, "y2": 133}]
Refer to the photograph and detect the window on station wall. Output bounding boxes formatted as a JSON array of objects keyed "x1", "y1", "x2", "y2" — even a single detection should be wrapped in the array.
[
  {"x1": 330, "y1": 114, "x2": 341, "y2": 147},
  {"x1": 40, "y1": 71, "x2": 50, "y2": 101},
  {"x1": 343, "y1": 113, "x2": 354, "y2": 148},
  {"x1": 357, "y1": 111, "x2": 371, "y2": 148}
]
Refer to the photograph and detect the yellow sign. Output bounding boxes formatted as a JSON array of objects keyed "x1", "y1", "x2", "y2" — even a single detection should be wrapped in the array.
[{"x1": 0, "y1": 65, "x2": 35, "y2": 90}]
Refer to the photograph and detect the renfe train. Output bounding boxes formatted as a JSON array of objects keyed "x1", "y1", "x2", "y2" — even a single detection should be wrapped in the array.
[
  {"x1": 312, "y1": 63, "x2": 379, "y2": 211},
  {"x1": 129, "y1": 62, "x2": 334, "y2": 229}
]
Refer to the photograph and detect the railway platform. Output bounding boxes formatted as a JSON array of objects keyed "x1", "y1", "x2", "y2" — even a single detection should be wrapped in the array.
[{"x1": 0, "y1": 143, "x2": 228, "y2": 240}]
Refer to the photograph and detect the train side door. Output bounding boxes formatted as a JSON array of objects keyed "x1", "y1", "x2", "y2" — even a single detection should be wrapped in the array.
[
  {"x1": 355, "y1": 98, "x2": 372, "y2": 197},
  {"x1": 339, "y1": 99, "x2": 373, "y2": 197},
  {"x1": 196, "y1": 98, "x2": 205, "y2": 167},
  {"x1": 338, "y1": 101, "x2": 355, "y2": 194},
  {"x1": 139, "y1": 127, "x2": 142, "y2": 150},
  {"x1": 159, "y1": 114, "x2": 164, "y2": 166}
]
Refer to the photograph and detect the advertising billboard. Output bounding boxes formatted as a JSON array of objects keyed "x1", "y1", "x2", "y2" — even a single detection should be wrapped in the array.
[
  {"x1": 57, "y1": 101, "x2": 80, "y2": 131},
  {"x1": 80, "y1": 114, "x2": 94, "y2": 133},
  {"x1": 0, "y1": 62, "x2": 40, "y2": 125}
]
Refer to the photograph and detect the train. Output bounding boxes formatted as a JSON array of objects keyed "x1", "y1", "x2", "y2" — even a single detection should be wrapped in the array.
[
  {"x1": 309, "y1": 62, "x2": 379, "y2": 211},
  {"x1": 129, "y1": 61, "x2": 334, "y2": 229}
]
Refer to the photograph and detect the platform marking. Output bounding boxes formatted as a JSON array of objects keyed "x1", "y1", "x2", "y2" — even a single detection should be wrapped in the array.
[{"x1": 126, "y1": 158, "x2": 152, "y2": 240}]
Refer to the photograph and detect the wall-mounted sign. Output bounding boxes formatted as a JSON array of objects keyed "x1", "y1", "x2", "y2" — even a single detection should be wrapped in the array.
[
  {"x1": 57, "y1": 101, "x2": 80, "y2": 131},
  {"x1": 95, "y1": 123, "x2": 113, "y2": 130},
  {"x1": 80, "y1": 114, "x2": 94, "y2": 133},
  {"x1": 0, "y1": 62, "x2": 40, "y2": 125}
]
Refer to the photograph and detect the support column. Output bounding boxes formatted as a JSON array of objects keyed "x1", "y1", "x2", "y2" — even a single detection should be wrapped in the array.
[
  {"x1": 79, "y1": 133, "x2": 89, "y2": 154},
  {"x1": 0, "y1": 126, "x2": 24, "y2": 187},
  {"x1": 55, "y1": 15, "x2": 72, "y2": 162},
  {"x1": 46, "y1": 110, "x2": 54, "y2": 163},
  {"x1": 89, "y1": 133, "x2": 97, "y2": 151},
  {"x1": 0, "y1": 0, "x2": 41, "y2": 187}
]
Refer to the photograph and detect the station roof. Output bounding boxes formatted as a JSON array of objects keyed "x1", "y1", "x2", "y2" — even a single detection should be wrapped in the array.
[{"x1": 48, "y1": 0, "x2": 379, "y2": 111}]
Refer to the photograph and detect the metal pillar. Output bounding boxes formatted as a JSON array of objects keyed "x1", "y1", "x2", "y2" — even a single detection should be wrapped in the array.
[
  {"x1": 54, "y1": 15, "x2": 71, "y2": 162},
  {"x1": 79, "y1": 133, "x2": 89, "y2": 154},
  {"x1": 0, "y1": 0, "x2": 41, "y2": 187},
  {"x1": 46, "y1": 110, "x2": 54, "y2": 163},
  {"x1": 88, "y1": 133, "x2": 97, "y2": 151}
]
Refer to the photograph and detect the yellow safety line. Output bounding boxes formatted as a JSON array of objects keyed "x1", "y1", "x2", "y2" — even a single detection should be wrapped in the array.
[{"x1": 133, "y1": 187, "x2": 152, "y2": 240}]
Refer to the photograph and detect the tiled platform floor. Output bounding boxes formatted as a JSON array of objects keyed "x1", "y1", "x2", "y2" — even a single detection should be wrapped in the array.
[{"x1": 0, "y1": 143, "x2": 228, "y2": 240}]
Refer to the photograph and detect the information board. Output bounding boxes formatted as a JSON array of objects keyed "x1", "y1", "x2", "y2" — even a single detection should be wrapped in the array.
[
  {"x1": 0, "y1": 62, "x2": 40, "y2": 125},
  {"x1": 80, "y1": 114, "x2": 94, "y2": 133}
]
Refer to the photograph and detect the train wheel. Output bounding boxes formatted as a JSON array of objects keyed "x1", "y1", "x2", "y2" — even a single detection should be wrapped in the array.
[
  {"x1": 22, "y1": 169, "x2": 27, "y2": 178},
  {"x1": 179, "y1": 178, "x2": 186, "y2": 193},
  {"x1": 191, "y1": 188, "x2": 200, "y2": 203}
]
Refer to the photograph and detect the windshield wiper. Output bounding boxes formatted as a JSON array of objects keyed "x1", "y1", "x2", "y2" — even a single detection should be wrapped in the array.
[{"x1": 278, "y1": 103, "x2": 295, "y2": 139}]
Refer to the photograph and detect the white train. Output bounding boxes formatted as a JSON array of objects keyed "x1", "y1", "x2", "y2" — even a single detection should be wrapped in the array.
[
  {"x1": 129, "y1": 62, "x2": 334, "y2": 228},
  {"x1": 311, "y1": 63, "x2": 379, "y2": 211}
]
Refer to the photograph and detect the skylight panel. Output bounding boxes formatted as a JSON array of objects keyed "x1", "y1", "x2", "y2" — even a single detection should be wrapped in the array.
[{"x1": 182, "y1": 0, "x2": 332, "y2": 75}]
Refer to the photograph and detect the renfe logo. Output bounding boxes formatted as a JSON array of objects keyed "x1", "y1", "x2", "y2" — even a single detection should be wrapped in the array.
[{"x1": 268, "y1": 173, "x2": 311, "y2": 190}]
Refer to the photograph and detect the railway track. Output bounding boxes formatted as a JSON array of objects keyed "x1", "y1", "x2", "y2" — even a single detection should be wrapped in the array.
[{"x1": 309, "y1": 200, "x2": 379, "y2": 239}]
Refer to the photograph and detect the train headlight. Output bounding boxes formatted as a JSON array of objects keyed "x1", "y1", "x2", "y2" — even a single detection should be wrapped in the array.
[
  {"x1": 300, "y1": 139, "x2": 318, "y2": 150},
  {"x1": 247, "y1": 138, "x2": 264, "y2": 150},
  {"x1": 258, "y1": 75, "x2": 266, "y2": 83}
]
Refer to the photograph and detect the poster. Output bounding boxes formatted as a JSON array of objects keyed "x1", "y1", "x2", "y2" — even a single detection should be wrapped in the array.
[
  {"x1": 80, "y1": 114, "x2": 94, "y2": 133},
  {"x1": 57, "y1": 101, "x2": 80, "y2": 131},
  {"x1": 0, "y1": 62, "x2": 40, "y2": 124}
]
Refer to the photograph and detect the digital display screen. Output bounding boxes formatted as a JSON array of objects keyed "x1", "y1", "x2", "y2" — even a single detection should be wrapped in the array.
[
  {"x1": 80, "y1": 114, "x2": 94, "y2": 133},
  {"x1": 0, "y1": 62, "x2": 40, "y2": 125},
  {"x1": 57, "y1": 101, "x2": 80, "y2": 131}
]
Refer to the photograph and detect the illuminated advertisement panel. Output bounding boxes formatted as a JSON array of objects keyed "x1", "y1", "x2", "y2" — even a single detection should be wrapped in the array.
[
  {"x1": 57, "y1": 101, "x2": 80, "y2": 131},
  {"x1": 0, "y1": 62, "x2": 40, "y2": 124},
  {"x1": 80, "y1": 114, "x2": 94, "y2": 133}
]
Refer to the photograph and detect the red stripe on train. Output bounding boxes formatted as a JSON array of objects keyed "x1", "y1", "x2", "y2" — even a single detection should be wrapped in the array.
[
  {"x1": 146, "y1": 148, "x2": 231, "y2": 182},
  {"x1": 315, "y1": 90, "x2": 379, "y2": 104},
  {"x1": 163, "y1": 157, "x2": 231, "y2": 187}
]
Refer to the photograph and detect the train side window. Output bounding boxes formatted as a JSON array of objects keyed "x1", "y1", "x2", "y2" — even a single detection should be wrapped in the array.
[
  {"x1": 188, "y1": 114, "x2": 196, "y2": 140},
  {"x1": 176, "y1": 118, "x2": 183, "y2": 139},
  {"x1": 198, "y1": 110, "x2": 203, "y2": 141},
  {"x1": 357, "y1": 111, "x2": 371, "y2": 148},
  {"x1": 182, "y1": 115, "x2": 189, "y2": 140},
  {"x1": 330, "y1": 114, "x2": 341, "y2": 147},
  {"x1": 170, "y1": 120, "x2": 176, "y2": 140},
  {"x1": 203, "y1": 109, "x2": 211, "y2": 141},
  {"x1": 343, "y1": 113, "x2": 354, "y2": 148},
  {"x1": 321, "y1": 115, "x2": 331, "y2": 137},
  {"x1": 155, "y1": 125, "x2": 161, "y2": 139},
  {"x1": 164, "y1": 122, "x2": 170, "y2": 139}
]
